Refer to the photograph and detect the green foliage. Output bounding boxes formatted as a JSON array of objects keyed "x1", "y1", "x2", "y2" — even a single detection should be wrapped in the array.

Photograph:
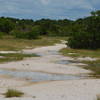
[
  {"x1": 68, "y1": 32, "x2": 95, "y2": 49},
  {"x1": 4, "y1": 89, "x2": 24, "y2": 98},
  {"x1": 0, "y1": 10, "x2": 100, "y2": 49},
  {"x1": 68, "y1": 10, "x2": 100, "y2": 49},
  {"x1": 35, "y1": 19, "x2": 73, "y2": 36},
  {"x1": 0, "y1": 17, "x2": 73, "y2": 38},
  {"x1": 0, "y1": 32, "x2": 4, "y2": 38},
  {"x1": 0, "y1": 53, "x2": 38, "y2": 63},
  {"x1": 0, "y1": 18, "x2": 15, "y2": 34},
  {"x1": 26, "y1": 26, "x2": 41, "y2": 39},
  {"x1": 12, "y1": 30, "x2": 26, "y2": 39},
  {"x1": 12, "y1": 26, "x2": 41, "y2": 39},
  {"x1": 91, "y1": 10, "x2": 100, "y2": 16}
]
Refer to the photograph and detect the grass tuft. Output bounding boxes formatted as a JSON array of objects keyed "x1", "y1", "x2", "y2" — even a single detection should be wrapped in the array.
[
  {"x1": 4, "y1": 89, "x2": 24, "y2": 98},
  {"x1": 0, "y1": 53, "x2": 39, "y2": 63},
  {"x1": 60, "y1": 48, "x2": 100, "y2": 58},
  {"x1": 82, "y1": 60, "x2": 100, "y2": 77}
]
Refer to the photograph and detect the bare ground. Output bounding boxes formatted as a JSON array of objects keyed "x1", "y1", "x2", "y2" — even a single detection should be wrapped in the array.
[{"x1": 0, "y1": 42, "x2": 99, "y2": 100}]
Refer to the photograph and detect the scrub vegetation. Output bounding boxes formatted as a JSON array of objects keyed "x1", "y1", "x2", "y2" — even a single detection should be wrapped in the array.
[{"x1": 0, "y1": 10, "x2": 100, "y2": 74}]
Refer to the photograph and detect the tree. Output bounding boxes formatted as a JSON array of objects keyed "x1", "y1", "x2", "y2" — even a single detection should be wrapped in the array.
[
  {"x1": 26, "y1": 26, "x2": 41, "y2": 39},
  {"x1": 12, "y1": 26, "x2": 41, "y2": 39},
  {"x1": 91, "y1": 11, "x2": 96, "y2": 16},
  {"x1": 0, "y1": 18, "x2": 15, "y2": 34},
  {"x1": 68, "y1": 11, "x2": 100, "y2": 49},
  {"x1": 91, "y1": 10, "x2": 100, "y2": 16}
]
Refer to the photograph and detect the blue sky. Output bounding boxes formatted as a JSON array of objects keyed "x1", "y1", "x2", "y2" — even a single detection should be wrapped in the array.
[{"x1": 0, "y1": 0, "x2": 100, "y2": 20}]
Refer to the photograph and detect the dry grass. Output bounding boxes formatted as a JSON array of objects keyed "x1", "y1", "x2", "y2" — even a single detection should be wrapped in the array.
[
  {"x1": 0, "y1": 53, "x2": 38, "y2": 63},
  {"x1": 0, "y1": 36, "x2": 66, "y2": 63},
  {"x1": 0, "y1": 36, "x2": 66, "y2": 51}
]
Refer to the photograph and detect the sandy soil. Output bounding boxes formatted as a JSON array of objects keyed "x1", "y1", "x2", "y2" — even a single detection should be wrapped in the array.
[
  {"x1": 0, "y1": 44, "x2": 90, "y2": 75},
  {"x1": 0, "y1": 42, "x2": 99, "y2": 100}
]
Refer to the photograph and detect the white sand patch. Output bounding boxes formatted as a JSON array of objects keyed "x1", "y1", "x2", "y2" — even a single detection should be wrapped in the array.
[
  {"x1": 68, "y1": 53, "x2": 77, "y2": 55},
  {"x1": 77, "y1": 57, "x2": 98, "y2": 61},
  {"x1": 0, "y1": 51, "x2": 21, "y2": 54},
  {"x1": 7, "y1": 79, "x2": 100, "y2": 100},
  {"x1": 60, "y1": 40, "x2": 68, "y2": 44}
]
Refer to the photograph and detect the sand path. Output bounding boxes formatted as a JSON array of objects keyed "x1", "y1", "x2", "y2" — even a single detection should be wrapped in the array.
[{"x1": 0, "y1": 42, "x2": 99, "y2": 100}]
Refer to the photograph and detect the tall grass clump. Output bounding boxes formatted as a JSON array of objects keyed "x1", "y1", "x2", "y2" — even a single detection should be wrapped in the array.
[{"x1": 4, "y1": 89, "x2": 24, "y2": 98}]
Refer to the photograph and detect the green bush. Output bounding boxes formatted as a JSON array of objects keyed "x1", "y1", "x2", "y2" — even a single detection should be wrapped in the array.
[
  {"x1": 68, "y1": 31, "x2": 100, "y2": 49},
  {"x1": 68, "y1": 16, "x2": 100, "y2": 49},
  {"x1": 12, "y1": 30, "x2": 27, "y2": 39},
  {"x1": 0, "y1": 32, "x2": 4, "y2": 38},
  {"x1": 26, "y1": 26, "x2": 41, "y2": 39},
  {"x1": 0, "y1": 18, "x2": 15, "y2": 34},
  {"x1": 4, "y1": 89, "x2": 24, "y2": 98},
  {"x1": 12, "y1": 26, "x2": 41, "y2": 39}
]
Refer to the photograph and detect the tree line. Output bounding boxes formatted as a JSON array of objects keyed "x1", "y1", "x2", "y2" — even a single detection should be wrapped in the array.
[
  {"x1": 0, "y1": 10, "x2": 100, "y2": 49},
  {"x1": 0, "y1": 17, "x2": 73, "y2": 38}
]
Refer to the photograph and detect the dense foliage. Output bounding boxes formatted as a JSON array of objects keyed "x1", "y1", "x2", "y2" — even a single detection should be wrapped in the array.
[
  {"x1": 0, "y1": 17, "x2": 73, "y2": 38},
  {"x1": 68, "y1": 10, "x2": 100, "y2": 49},
  {"x1": 0, "y1": 10, "x2": 100, "y2": 49}
]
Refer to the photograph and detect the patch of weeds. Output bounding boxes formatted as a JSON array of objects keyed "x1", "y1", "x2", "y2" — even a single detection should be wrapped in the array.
[
  {"x1": 60, "y1": 48, "x2": 100, "y2": 58},
  {"x1": 0, "y1": 53, "x2": 39, "y2": 63},
  {"x1": 60, "y1": 48, "x2": 100, "y2": 76},
  {"x1": 0, "y1": 36, "x2": 66, "y2": 51},
  {"x1": 4, "y1": 89, "x2": 24, "y2": 98},
  {"x1": 82, "y1": 60, "x2": 100, "y2": 77}
]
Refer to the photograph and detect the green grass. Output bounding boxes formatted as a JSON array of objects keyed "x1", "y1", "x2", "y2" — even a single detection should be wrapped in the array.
[
  {"x1": 60, "y1": 48, "x2": 100, "y2": 76},
  {"x1": 4, "y1": 89, "x2": 24, "y2": 98},
  {"x1": 81, "y1": 60, "x2": 100, "y2": 76},
  {"x1": 60, "y1": 48, "x2": 100, "y2": 58},
  {"x1": 0, "y1": 53, "x2": 38, "y2": 63}
]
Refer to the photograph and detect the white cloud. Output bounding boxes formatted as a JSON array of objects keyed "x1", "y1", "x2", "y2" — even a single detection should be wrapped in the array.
[
  {"x1": 0, "y1": 0, "x2": 98, "y2": 19},
  {"x1": 40, "y1": 0, "x2": 50, "y2": 5},
  {"x1": 48, "y1": 0, "x2": 93, "y2": 10}
]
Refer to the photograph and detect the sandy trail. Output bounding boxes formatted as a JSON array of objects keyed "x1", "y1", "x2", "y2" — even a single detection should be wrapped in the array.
[
  {"x1": 0, "y1": 44, "x2": 90, "y2": 75},
  {"x1": 0, "y1": 42, "x2": 99, "y2": 100}
]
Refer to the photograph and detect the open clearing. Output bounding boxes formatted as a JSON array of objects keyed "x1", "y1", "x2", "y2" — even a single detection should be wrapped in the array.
[{"x1": 0, "y1": 40, "x2": 99, "y2": 100}]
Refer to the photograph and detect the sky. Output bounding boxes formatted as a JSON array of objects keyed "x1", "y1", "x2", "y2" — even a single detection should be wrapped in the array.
[{"x1": 0, "y1": 0, "x2": 100, "y2": 20}]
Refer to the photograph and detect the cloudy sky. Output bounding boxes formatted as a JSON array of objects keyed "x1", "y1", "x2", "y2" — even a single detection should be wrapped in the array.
[{"x1": 0, "y1": 0, "x2": 100, "y2": 20}]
